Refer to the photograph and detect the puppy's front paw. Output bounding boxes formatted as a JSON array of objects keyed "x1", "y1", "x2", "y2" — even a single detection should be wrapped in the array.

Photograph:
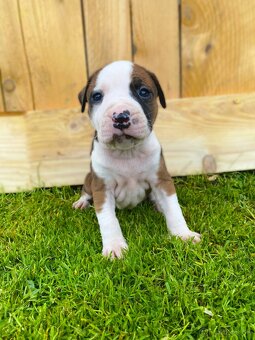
[
  {"x1": 173, "y1": 230, "x2": 201, "y2": 244},
  {"x1": 72, "y1": 194, "x2": 91, "y2": 210},
  {"x1": 102, "y1": 240, "x2": 128, "y2": 259}
]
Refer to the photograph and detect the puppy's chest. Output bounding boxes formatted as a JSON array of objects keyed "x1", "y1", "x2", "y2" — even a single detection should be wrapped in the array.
[
  {"x1": 113, "y1": 171, "x2": 152, "y2": 209},
  {"x1": 103, "y1": 156, "x2": 158, "y2": 209}
]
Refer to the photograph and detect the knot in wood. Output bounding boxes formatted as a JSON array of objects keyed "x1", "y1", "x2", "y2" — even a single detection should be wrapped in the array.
[
  {"x1": 3, "y1": 78, "x2": 16, "y2": 92},
  {"x1": 202, "y1": 154, "x2": 217, "y2": 174}
]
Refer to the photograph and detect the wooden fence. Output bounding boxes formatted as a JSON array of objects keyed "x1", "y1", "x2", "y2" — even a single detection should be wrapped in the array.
[{"x1": 0, "y1": 0, "x2": 254, "y2": 192}]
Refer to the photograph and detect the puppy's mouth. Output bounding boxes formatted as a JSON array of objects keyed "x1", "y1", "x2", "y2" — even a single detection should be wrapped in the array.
[
  {"x1": 107, "y1": 133, "x2": 142, "y2": 150},
  {"x1": 98, "y1": 110, "x2": 151, "y2": 149},
  {"x1": 112, "y1": 133, "x2": 135, "y2": 142}
]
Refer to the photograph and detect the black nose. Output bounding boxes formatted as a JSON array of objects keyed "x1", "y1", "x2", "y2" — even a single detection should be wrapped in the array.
[{"x1": 112, "y1": 110, "x2": 131, "y2": 130}]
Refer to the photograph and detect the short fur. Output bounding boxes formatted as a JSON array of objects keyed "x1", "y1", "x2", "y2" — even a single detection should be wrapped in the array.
[{"x1": 73, "y1": 61, "x2": 201, "y2": 258}]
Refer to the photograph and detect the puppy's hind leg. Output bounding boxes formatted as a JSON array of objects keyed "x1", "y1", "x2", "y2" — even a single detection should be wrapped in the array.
[{"x1": 73, "y1": 172, "x2": 92, "y2": 210}]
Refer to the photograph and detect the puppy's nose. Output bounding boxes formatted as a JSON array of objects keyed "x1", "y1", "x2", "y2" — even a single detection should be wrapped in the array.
[{"x1": 112, "y1": 110, "x2": 131, "y2": 130}]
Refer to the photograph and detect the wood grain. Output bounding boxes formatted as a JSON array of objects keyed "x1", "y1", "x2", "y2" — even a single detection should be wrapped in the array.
[
  {"x1": 0, "y1": 113, "x2": 30, "y2": 191},
  {"x1": 156, "y1": 94, "x2": 255, "y2": 175},
  {"x1": 1, "y1": 93, "x2": 255, "y2": 192},
  {"x1": 0, "y1": 0, "x2": 33, "y2": 111},
  {"x1": 182, "y1": 0, "x2": 255, "y2": 97},
  {"x1": 0, "y1": 74, "x2": 4, "y2": 112},
  {"x1": 0, "y1": 109, "x2": 93, "y2": 192},
  {"x1": 19, "y1": 0, "x2": 87, "y2": 110},
  {"x1": 132, "y1": 0, "x2": 180, "y2": 98},
  {"x1": 84, "y1": 0, "x2": 132, "y2": 74},
  {"x1": 27, "y1": 109, "x2": 94, "y2": 188}
]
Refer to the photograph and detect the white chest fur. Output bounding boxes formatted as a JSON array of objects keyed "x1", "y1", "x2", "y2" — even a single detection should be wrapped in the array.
[{"x1": 91, "y1": 132, "x2": 161, "y2": 209}]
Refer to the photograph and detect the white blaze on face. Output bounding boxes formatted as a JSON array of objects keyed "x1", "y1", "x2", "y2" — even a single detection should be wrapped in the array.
[{"x1": 89, "y1": 61, "x2": 151, "y2": 147}]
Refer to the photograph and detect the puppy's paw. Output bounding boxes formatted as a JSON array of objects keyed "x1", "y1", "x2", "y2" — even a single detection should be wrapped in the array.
[
  {"x1": 102, "y1": 240, "x2": 128, "y2": 259},
  {"x1": 72, "y1": 194, "x2": 91, "y2": 210},
  {"x1": 174, "y1": 231, "x2": 201, "y2": 244}
]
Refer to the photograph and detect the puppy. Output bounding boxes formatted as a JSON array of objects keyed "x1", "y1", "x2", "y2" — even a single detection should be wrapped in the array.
[{"x1": 73, "y1": 61, "x2": 201, "y2": 258}]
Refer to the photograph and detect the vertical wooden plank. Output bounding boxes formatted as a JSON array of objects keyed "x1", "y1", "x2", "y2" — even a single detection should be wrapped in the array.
[
  {"x1": 132, "y1": 0, "x2": 180, "y2": 99},
  {"x1": 19, "y1": 0, "x2": 87, "y2": 110},
  {"x1": 182, "y1": 0, "x2": 255, "y2": 97},
  {"x1": 0, "y1": 0, "x2": 33, "y2": 111},
  {"x1": 84, "y1": 0, "x2": 132, "y2": 74}
]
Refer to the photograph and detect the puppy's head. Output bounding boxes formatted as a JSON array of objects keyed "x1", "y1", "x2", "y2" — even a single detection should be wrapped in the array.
[{"x1": 78, "y1": 61, "x2": 166, "y2": 150}]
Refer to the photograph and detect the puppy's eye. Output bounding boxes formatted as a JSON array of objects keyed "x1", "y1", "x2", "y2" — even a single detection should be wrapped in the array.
[
  {"x1": 91, "y1": 91, "x2": 103, "y2": 104},
  {"x1": 138, "y1": 87, "x2": 151, "y2": 99}
]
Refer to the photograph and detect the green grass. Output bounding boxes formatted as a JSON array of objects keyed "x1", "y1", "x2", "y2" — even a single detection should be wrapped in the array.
[{"x1": 0, "y1": 172, "x2": 254, "y2": 339}]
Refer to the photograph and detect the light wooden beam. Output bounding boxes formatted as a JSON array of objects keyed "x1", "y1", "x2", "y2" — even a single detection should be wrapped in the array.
[
  {"x1": 156, "y1": 93, "x2": 255, "y2": 175},
  {"x1": 0, "y1": 93, "x2": 254, "y2": 192}
]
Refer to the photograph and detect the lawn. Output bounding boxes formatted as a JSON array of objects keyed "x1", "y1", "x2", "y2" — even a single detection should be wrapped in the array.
[{"x1": 0, "y1": 172, "x2": 254, "y2": 339}]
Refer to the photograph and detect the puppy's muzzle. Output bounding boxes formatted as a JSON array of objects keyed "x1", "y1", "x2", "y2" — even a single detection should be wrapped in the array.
[{"x1": 112, "y1": 110, "x2": 131, "y2": 130}]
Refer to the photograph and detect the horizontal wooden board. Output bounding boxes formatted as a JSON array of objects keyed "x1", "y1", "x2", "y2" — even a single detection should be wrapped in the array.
[
  {"x1": 26, "y1": 109, "x2": 93, "y2": 188},
  {"x1": 156, "y1": 94, "x2": 255, "y2": 175},
  {"x1": 0, "y1": 93, "x2": 255, "y2": 192},
  {"x1": 0, "y1": 114, "x2": 29, "y2": 191}
]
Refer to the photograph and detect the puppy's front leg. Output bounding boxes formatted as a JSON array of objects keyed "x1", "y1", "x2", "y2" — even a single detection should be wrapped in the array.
[
  {"x1": 154, "y1": 190, "x2": 201, "y2": 243},
  {"x1": 94, "y1": 189, "x2": 128, "y2": 259},
  {"x1": 152, "y1": 154, "x2": 201, "y2": 243}
]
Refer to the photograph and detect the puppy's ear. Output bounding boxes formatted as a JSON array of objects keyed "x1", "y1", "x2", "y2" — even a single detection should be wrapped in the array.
[
  {"x1": 78, "y1": 86, "x2": 87, "y2": 113},
  {"x1": 148, "y1": 71, "x2": 166, "y2": 109}
]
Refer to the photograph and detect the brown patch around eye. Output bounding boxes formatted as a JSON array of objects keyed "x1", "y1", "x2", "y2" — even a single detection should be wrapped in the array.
[
  {"x1": 131, "y1": 64, "x2": 156, "y2": 92},
  {"x1": 131, "y1": 64, "x2": 159, "y2": 126},
  {"x1": 131, "y1": 64, "x2": 166, "y2": 109},
  {"x1": 156, "y1": 151, "x2": 176, "y2": 196}
]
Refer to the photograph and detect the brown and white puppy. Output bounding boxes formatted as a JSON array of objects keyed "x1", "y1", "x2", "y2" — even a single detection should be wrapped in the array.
[{"x1": 73, "y1": 60, "x2": 201, "y2": 258}]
